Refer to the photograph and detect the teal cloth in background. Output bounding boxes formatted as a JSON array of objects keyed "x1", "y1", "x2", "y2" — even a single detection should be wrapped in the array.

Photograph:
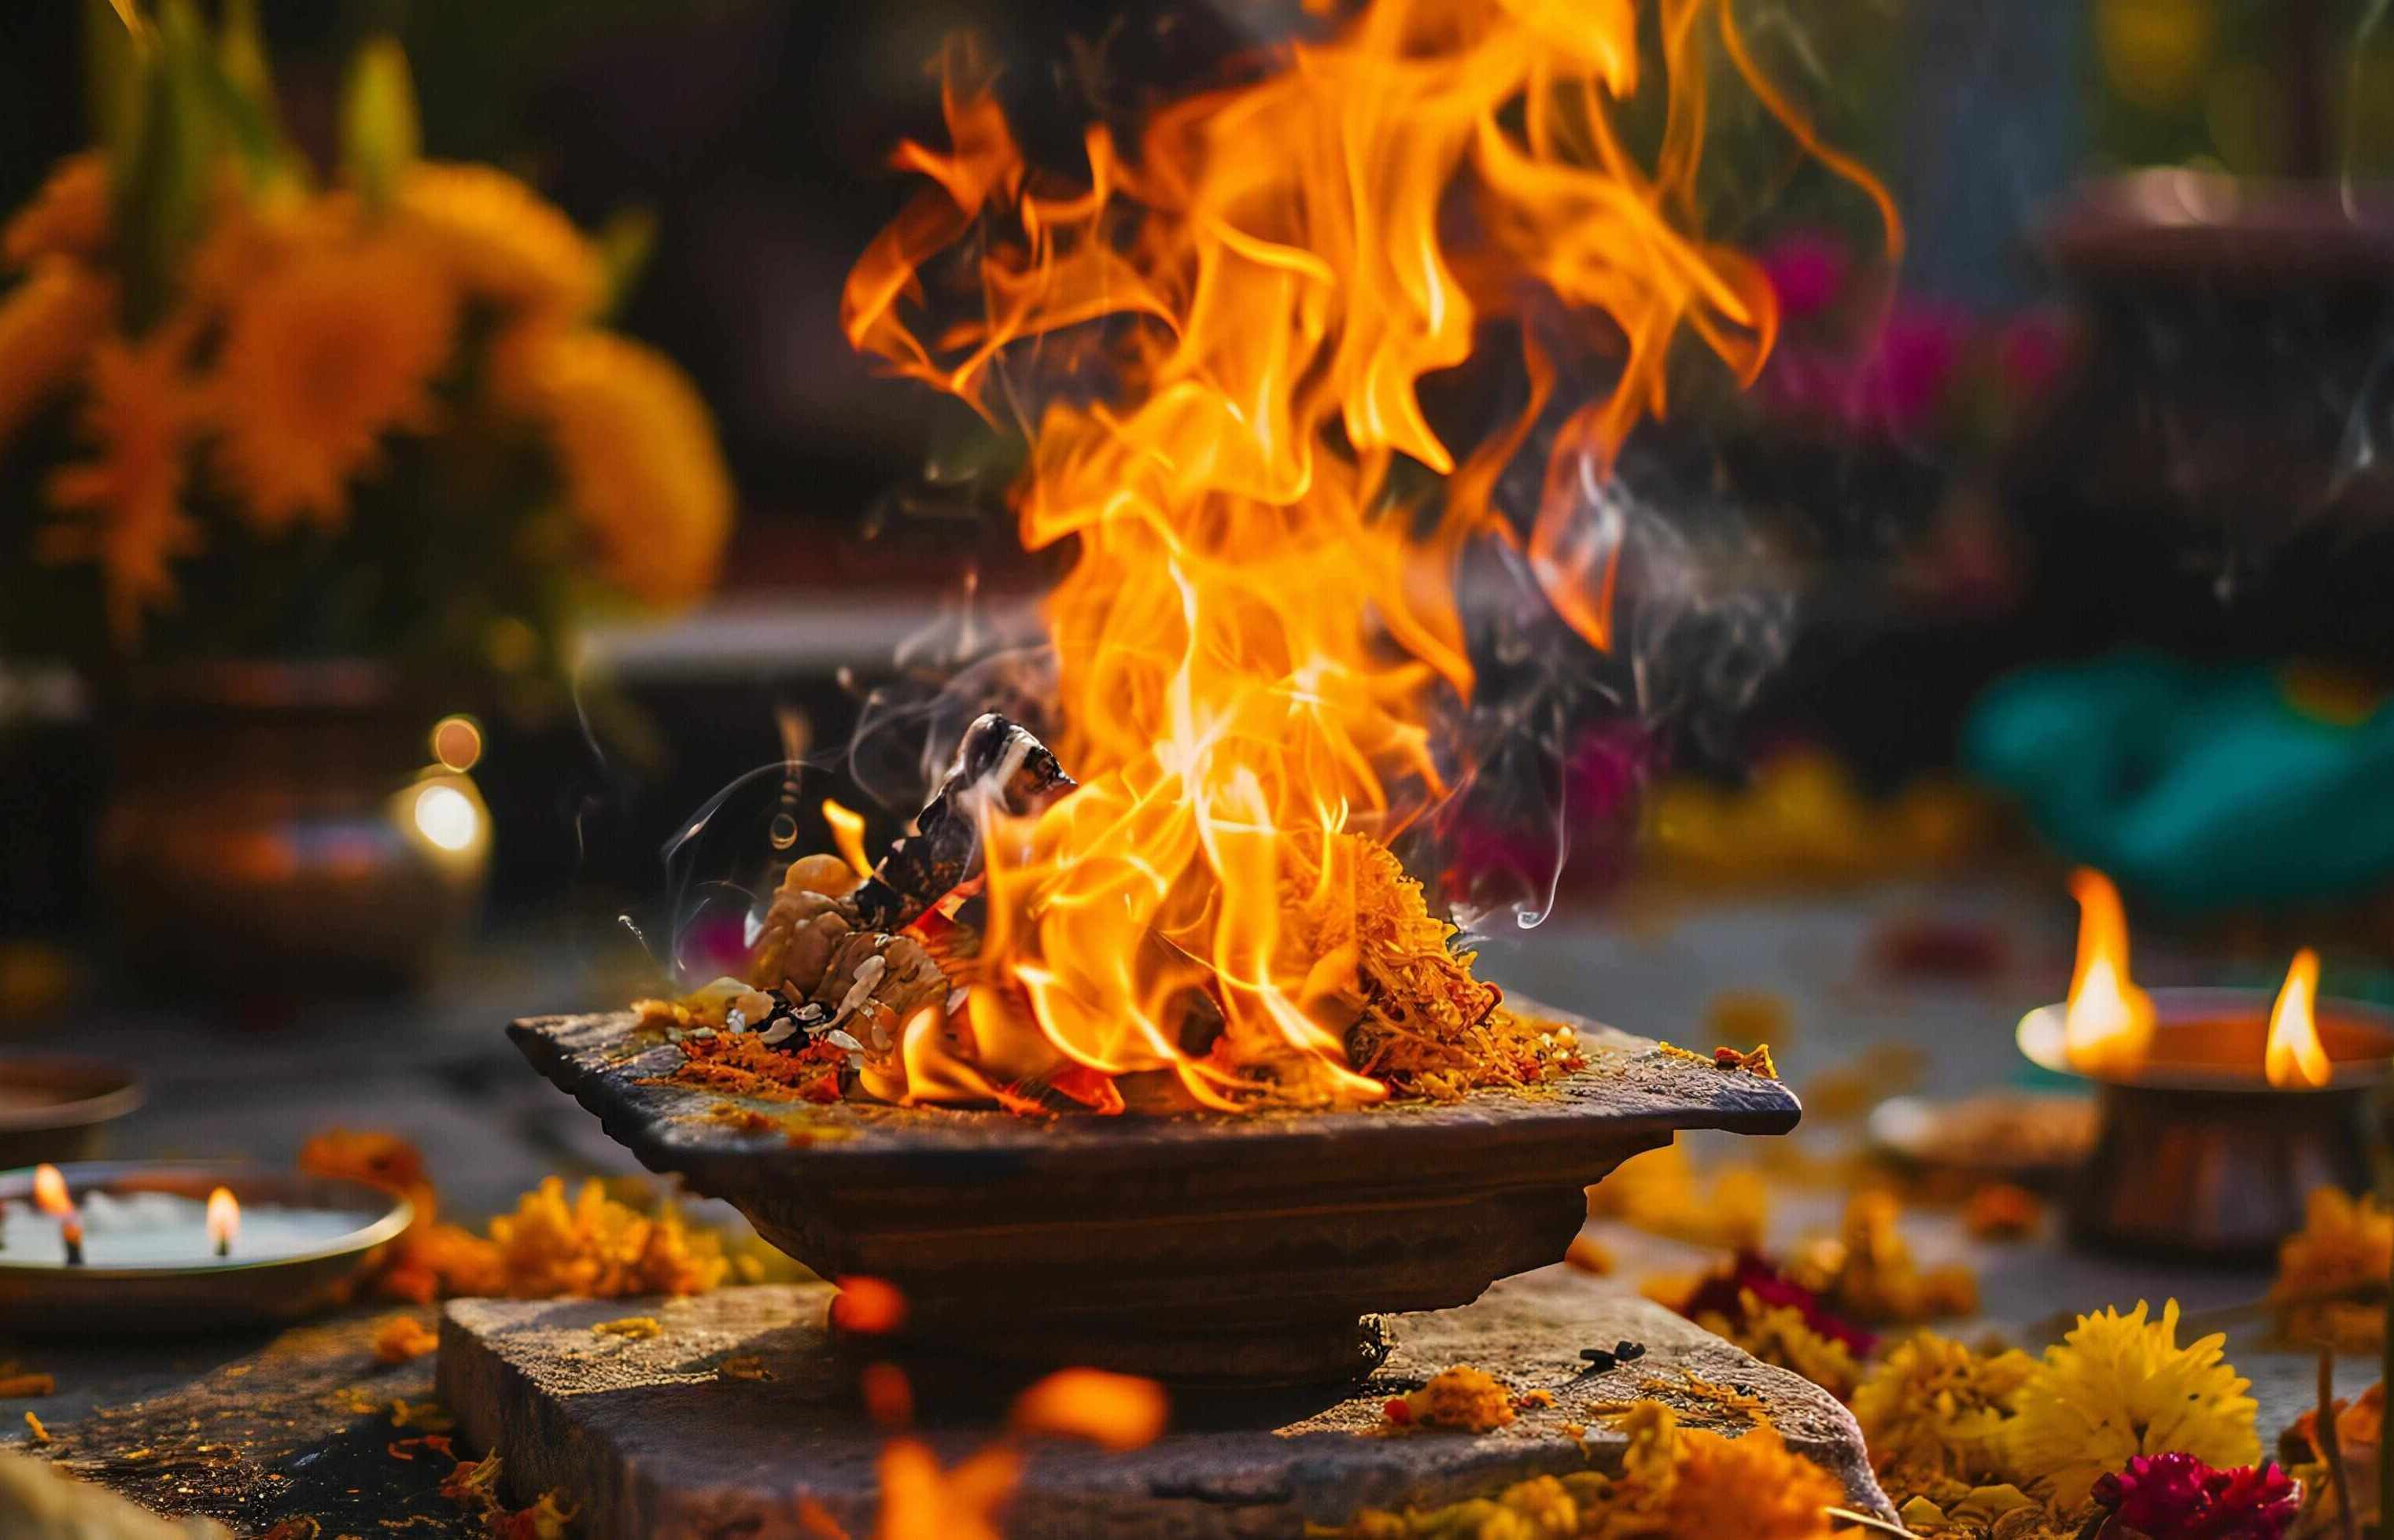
[{"x1": 1964, "y1": 652, "x2": 2394, "y2": 912}]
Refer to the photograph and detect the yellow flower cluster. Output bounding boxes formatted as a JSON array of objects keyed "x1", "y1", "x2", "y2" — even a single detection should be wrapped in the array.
[
  {"x1": 2270, "y1": 1185, "x2": 2391, "y2": 1352},
  {"x1": 1691, "y1": 1289, "x2": 1864, "y2": 1402},
  {"x1": 1853, "y1": 1332, "x2": 2033, "y2": 1489},
  {"x1": 1585, "y1": 1140, "x2": 1771, "y2": 1251},
  {"x1": 485, "y1": 1175, "x2": 730, "y2": 1299},
  {"x1": 1852, "y1": 1299, "x2": 2259, "y2": 1534},
  {"x1": 0, "y1": 141, "x2": 729, "y2": 644},
  {"x1": 1333, "y1": 1401, "x2": 1852, "y2": 1538},
  {"x1": 2006, "y1": 1299, "x2": 2259, "y2": 1510}
]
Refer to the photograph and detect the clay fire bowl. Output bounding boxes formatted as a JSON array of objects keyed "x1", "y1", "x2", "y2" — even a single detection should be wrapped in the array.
[{"x1": 509, "y1": 1005, "x2": 1798, "y2": 1386}]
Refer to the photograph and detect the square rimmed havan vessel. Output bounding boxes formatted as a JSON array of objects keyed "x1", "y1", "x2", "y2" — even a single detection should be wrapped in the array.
[{"x1": 510, "y1": 1004, "x2": 1798, "y2": 1387}]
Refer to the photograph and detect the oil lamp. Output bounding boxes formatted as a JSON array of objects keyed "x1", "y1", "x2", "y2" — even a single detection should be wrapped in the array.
[
  {"x1": 2017, "y1": 871, "x2": 2394, "y2": 1260},
  {"x1": 0, "y1": 1162, "x2": 409, "y2": 1331}
]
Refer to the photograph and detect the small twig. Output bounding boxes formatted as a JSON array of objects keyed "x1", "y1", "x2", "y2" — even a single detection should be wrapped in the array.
[
  {"x1": 2318, "y1": 1345, "x2": 2361, "y2": 1540},
  {"x1": 1823, "y1": 1508, "x2": 1920, "y2": 1539}
]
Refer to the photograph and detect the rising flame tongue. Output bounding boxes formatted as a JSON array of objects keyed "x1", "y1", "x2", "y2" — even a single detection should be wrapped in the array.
[
  {"x1": 843, "y1": 0, "x2": 1892, "y2": 1105},
  {"x1": 2265, "y1": 947, "x2": 2330, "y2": 1089},
  {"x1": 2064, "y1": 868, "x2": 2155, "y2": 1077}
]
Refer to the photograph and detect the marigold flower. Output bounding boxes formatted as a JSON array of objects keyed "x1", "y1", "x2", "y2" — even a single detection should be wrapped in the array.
[
  {"x1": 208, "y1": 231, "x2": 457, "y2": 531},
  {"x1": 2270, "y1": 1186, "x2": 2391, "y2": 1352},
  {"x1": 1852, "y1": 1332, "x2": 2034, "y2": 1485},
  {"x1": 2006, "y1": 1299, "x2": 2259, "y2": 1511},
  {"x1": 1663, "y1": 1421, "x2": 1850, "y2": 1540},
  {"x1": 371, "y1": 1314, "x2": 440, "y2": 1364},
  {"x1": 485, "y1": 1176, "x2": 728, "y2": 1299},
  {"x1": 1395, "y1": 1365, "x2": 1516, "y2": 1432},
  {"x1": 2, "y1": 153, "x2": 109, "y2": 268},
  {"x1": 500, "y1": 326, "x2": 731, "y2": 606},
  {"x1": 0, "y1": 259, "x2": 113, "y2": 450},
  {"x1": 399, "y1": 162, "x2": 603, "y2": 319},
  {"x1": 41, "y1": 325, "x2": 205, "y2": 646},
  {"x1": 1691, "y1": 1288, "x2": 1864, "y2": 1401}
]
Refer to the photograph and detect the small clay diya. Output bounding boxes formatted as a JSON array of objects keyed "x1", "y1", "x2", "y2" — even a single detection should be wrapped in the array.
[
  {"x1": 511, "y1": 1002, "x2": 1801, "y2": 1386},
  {"x1": 2017, "y1": 988, "x2": 2394, "y2": 1261},
  {"x1": 0, "y1": 1161, "x2": 411, "y2": 1332}
]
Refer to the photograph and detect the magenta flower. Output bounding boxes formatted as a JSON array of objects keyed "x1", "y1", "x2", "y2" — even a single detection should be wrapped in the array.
[
  {"x1": 1760, "y1": 229, "x2": 1851, "y2": 321},
  {"x1": 1677, "y1": 1251, "x2": 1878, "y2": 1357},
  {"x1": 2089, "y1": 1452, "x2": 2297, "y2": 1539}
]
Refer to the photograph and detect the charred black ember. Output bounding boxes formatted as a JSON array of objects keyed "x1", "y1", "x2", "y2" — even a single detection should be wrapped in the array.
[{"x1": 850, "y1": 713, "x2": 1074, "y2": 931}]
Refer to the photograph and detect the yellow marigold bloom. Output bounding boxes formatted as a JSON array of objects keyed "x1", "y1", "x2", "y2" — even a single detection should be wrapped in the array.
[
  {"x1": 2271, "y1": 1186, "x2": 2391, "y2": 1351},
  {"x1": 1853, "y1": 1332, "x2": 2034, "y2": 1486},
  {"x1": 2005, "y1": 1299, "x2": 2258, "y2": 1512},
  {"x1": 485, "y1": 1176, "x2": 727, "y2": 1299},
  {"x1": 3, "y1": 152, "x2": 109, "y2": 268},
  {"x1": 41, "y1": 326, "x2": 205, "y2": 646},
  {"x1": 1663, "y1": 1421, "x2": 1849, "y2": 1539},
  {"x1": 504, "y1": 327, "x2": 731, "y2": 606},
  {"x1": 1694, "y1": 1290, "x2": 1865, "y2": 1402},
  {"x1": 0, "y1": 260, "x2": 113, "y2": 449},
  {"x1": 400, "y1": 163, "x2": 602, "y2": 319},
  {"x1": 1586, "y1": 1140, "x2": 1769, "y2": 1251},
  {"x1": 210, "y1": 232, "x2": 457, "y2": 531}
]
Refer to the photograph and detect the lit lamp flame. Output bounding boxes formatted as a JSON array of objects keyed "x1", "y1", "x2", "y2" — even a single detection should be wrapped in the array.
[
  {"x1": 2265, "y1": 948, "x2": 2331, "y2": 1089},
  {"x1": 2064, "y1": 868, "x2": 2155, "y2": 1077},
  {"x1": 33, "y1": 1163, "x2": 81, "y2": 1266},
  {"x1": 822, "y1": 798, "x2": 873, "y2": 881},
  {"x1": 30, "y1": 1162, "x2": 70, "y2": 1218},
  {"x1": 207, "y1": 1185, "x2": 241, "y2": 1258}
]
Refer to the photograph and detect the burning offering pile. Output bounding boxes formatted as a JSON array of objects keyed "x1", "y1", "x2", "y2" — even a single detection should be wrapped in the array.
[
  {"x1": 636, "y1": 0, "x2": 1894, "y2": 1116},
  {"x1": 644, "y1": 713, "x2": 1584, "y2": 1112}
]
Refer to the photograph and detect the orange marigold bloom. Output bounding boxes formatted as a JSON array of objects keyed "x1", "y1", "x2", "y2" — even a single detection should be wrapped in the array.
[
  {"x1": 371, "y1": 1314, "x2": 441, "y2": 1364},
  {"x1": 1664, "y1": 1421, "x2": 1850, "y2": 1539},
  {"x1": 500, "y1": 326, "x2": 731, "y2": 606},
  {"x1": 0, "y1": 260, "x2": 113, "y2": 449},
  {"x1": 399, "y1": 163, "x2": 603, "y2": 319},
  {"x1": 208, "y1": 232, "x2": 457, "y2": 531},
  {"x1": 3, "y1": 153, "x2": 109, "y2": 268},
  {"x1": 41, "y1": 324, "x2": 205, "y2": 646}
]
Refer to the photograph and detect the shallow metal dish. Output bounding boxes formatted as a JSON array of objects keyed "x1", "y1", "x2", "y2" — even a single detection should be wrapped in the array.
[{"x1": 0, "y1": 1161, "x2": 411, "y2": 1334}]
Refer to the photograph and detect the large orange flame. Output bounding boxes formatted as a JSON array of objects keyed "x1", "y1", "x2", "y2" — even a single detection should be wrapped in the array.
[
  {"x1": 843, "y1": 1, "x2": 1894, "y2": 1105},
  {"x1": 2063, "y1": 868, "x2": 2154, "y2": 1077},
  {"x1": 2265, "y1": 947, "x2": 2330, "y2": 1089}
]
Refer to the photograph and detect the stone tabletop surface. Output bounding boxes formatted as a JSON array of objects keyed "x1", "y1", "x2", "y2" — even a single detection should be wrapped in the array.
[{"x1": 0, "y1": 886, "x2": 2377, "y2": 1531}]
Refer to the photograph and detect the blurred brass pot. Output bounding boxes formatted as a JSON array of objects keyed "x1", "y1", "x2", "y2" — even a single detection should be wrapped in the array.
[{"x1": 94, "y1": 661, "x2": 487, "y2": 997}]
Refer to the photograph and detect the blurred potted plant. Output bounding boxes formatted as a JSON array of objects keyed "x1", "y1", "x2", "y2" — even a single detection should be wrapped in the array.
[{"x1": 0, "y1": 2, "x2": 732, "y2": 996}]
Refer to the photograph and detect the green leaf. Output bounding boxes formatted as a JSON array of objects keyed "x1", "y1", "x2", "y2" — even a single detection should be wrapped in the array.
[
  {"x1": 592, "y1": 205, "x2": 655, "y2": 322},
  {"x1": 81, "y1": 0, "x2": 148, "y2": 165},
  {"x1": 113, "y1": 0, "x2": 216, "y2": 333},
  {"x1": 341, "y1": 35, "x2": 420, "y2": 216},
  {"x1": 206, "y1": 0, "x2": 295, "y2": 188}
]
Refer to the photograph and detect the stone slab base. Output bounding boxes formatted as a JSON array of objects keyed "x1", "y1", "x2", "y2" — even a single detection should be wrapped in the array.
[{"x1": 437, "y1": 1269, "x2": 1890, "y2": 1538}]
